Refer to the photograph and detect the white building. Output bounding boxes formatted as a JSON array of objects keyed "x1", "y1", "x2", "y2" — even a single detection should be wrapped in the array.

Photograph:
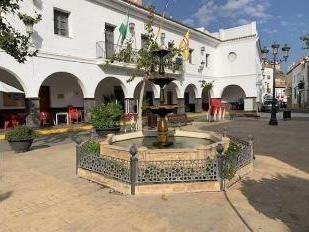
[
  {"x1": 287, "y1": 57, "x2": 309, "y2": 109},
  {"x1": 261, "y1": 64, "x2": 288, "y2": 103},
  {"x1": 0, "y1": 0, "x2": 263, "y2": 128},
  {"x1": 261, "y1": 65, "x2": 274, "y2": 100}
]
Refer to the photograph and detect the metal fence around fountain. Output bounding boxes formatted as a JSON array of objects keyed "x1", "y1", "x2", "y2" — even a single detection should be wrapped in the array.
[{"x1": 76, "y1": 135, "x2": 254, "y2": 194}]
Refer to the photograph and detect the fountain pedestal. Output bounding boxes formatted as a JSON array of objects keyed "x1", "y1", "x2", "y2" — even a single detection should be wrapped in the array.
[
  {"x1": 147, "y1": 105, "x2": 177, "y2": 147},
  {"x1": 158, "y1": 115, "x2": 169, "y2": 146},
  {"x1": 146, "y1": 48, "x2": 178, "y2": 147}
]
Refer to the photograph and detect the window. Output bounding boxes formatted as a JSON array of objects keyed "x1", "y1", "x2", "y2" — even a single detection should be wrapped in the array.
[
  {"x1": 205, "y1": 53, "x2": 210, "y2": 67},
  {"x1": 189, "y1": 49, "x2": 194, "y2": 64},
  {"x1": 267, "y1": 75, "x2": 271, "y2": 80},
  {"x1": 228, "y1": 52, "x2": 237, "y2": 62},
  {"x1": 54, "y1": 9, "x2": 69, "y2": 36},
  {"x1": 141, "y1": 34, "x2": 148, "y2": 48},
  {"x1": 105, "y1": 24, "x2": 115, "y2": 59}
]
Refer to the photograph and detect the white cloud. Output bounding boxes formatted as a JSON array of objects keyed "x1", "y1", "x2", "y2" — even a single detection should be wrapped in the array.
[
  {"x1": 296, "y1": 13, "x2": 304, "y2": 18},
  {"x1": 184, "y1": 0, "x2": 270, "y2": 28}
]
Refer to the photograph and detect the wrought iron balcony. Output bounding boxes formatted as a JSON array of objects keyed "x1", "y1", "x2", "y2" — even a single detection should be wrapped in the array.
[
  {"x1": 96, "y1": 41, "x2": 139, "y2": 63},
  {"x1": 96, "y1": 41, "x2": 183, "y2": 73}
]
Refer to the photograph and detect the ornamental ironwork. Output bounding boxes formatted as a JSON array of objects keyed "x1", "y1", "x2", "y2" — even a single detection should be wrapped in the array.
[
  {"x1": 79, "y1": 153, "x2": 130, "y2": 183},
  {"x1": 228, "y1": 136, "x2": 252, "y2": 170},
  {"x1": 138, "y1": 159, "x2": 218, "y2": 184}
]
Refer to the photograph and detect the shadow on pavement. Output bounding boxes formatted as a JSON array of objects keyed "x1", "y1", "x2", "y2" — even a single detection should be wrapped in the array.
[
  {"x1": 197, "y1": 119, "x2": 309, "y2": 173},
  {"x1": 0, "y1": 191, "x2": 13, "y2": 202},
  {"x1": 240, "y1": 175, "x2": 309, "y2": 231}
]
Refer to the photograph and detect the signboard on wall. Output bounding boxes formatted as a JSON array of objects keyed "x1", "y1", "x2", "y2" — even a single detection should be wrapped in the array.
[{"x1": 3, "y1": 93, "x2": 25, "y2": 107}]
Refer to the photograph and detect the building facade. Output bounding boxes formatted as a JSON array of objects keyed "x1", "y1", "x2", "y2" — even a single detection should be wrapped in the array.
[
  {"x1": 0, "y1": 0, "x2": 263, "y2": 127},
  {"x1": 287, "y1": 57, "x2": 309, "y2": 109},
  {"x1": 261, "y1": 66, "x2": 274, "y2": 100}
]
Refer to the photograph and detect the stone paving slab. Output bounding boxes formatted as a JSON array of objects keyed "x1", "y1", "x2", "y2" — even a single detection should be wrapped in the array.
[{"x1": 1, "y1": 119, "x2": 309, "y2": 231}]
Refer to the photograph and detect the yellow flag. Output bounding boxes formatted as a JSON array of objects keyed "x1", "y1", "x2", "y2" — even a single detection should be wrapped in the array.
[{"x1": 179, "y1": 31, "x2": 191, "y2": 61}]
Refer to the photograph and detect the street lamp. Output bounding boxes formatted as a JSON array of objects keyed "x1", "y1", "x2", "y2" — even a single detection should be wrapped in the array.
[{"x1": 261, "y1": 42, "x2": 291, "y2": 126}]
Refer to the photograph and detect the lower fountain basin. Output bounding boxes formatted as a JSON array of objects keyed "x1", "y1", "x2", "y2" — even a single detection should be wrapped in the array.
[
  {"x1": 101, "y1": 130, "x2": 230, "y2": 161},
  {"x1": 113, "y1": 136, "x2": 213, "y2": 149}
]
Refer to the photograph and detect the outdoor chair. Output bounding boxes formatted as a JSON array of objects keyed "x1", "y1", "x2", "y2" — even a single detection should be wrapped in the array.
[
  {"x1": 4, "y1": 114, "x2": 20, "y2": 130},
  {"x1": 68, "y1": 107, "x2": 81, "y2": 124},
  {"x1": 40, "y1": 112, "x2": 54, "y2": 126},
  {"x1": 121, "y1": 113, "x2": 138, "y2": 132}
]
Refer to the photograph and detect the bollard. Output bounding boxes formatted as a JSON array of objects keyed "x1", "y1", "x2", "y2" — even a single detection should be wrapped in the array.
[
  {"x1": 248, "y1": 134, "x2": 255, "y2": 161},
  {"x1": 75, "y1": 137, "x2": 83, "y2": 175},
  {"x1": 216, "y1": 143, "x2": 225, "y2": 190},
  {"x1": 129, "y1": 144, "x2": 138, "y2": 195},
  {"x1": 90, "y1": 128, "x2": 98, "y2": 139},
  {"x1": 223, "y1": 127, "x2": 227, "y2": 137}
]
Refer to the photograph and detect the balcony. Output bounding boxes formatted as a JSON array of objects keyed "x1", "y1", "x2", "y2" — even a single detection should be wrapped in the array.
[{"x1": 96, "y1": 41, "x2": 184, "y2": 74}]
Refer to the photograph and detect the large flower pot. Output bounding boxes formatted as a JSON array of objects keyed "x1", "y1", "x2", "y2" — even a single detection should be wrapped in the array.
[
  {"x1": 8, "y1": 139, "x2": 33, "y2": 153},
  {"x1": 95, "y1": 127, "x2": 120, "y2": 138}
]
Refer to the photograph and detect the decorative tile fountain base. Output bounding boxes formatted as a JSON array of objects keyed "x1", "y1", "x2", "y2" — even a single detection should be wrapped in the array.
[{"x1": 76, "y1": 129, "x2": 254, "y2": 195}]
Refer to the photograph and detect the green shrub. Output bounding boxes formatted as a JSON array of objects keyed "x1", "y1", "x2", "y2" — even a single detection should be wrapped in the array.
[
  {"x1": 223, "y1": 142, "x2": 240, "y2": 180},
  {"x1": 225, "y1": 142, "x2": 240, "y2": 158},
  {"x1": 90, "y1": 102, "x2": 123, "y2": 129},
  {"x1": 81, "y1": 139, "x2": 100, "y2": 156},
  {"x1": 6, "y1": 125, "x2": 35, "y2": 141}
]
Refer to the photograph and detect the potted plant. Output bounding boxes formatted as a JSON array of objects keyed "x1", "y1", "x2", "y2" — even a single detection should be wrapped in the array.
[
  {"x1": 6, "y1": 125, "x2": 35, "y2": 153},
  {"x1": 90, "y1": 102, "x2": 123, "y2": 137}
]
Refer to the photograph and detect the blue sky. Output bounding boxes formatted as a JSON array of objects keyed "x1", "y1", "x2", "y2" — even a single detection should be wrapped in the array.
[{"x1": 144, "y1": 0, "x2": 309, "y2": 71}]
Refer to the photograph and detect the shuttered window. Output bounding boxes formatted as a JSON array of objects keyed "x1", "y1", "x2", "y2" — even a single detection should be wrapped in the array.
[{"x1": 54, "y1": 9, "x2": 69, "y2": 36}]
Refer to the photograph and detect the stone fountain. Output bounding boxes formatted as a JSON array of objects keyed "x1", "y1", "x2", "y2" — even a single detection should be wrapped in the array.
[
  {"x1": 146, "y1": 48, "x2": 178, "y2": 147},
  {"x1": 77, "y1": 47, "x2": 255, "y2": 196}
]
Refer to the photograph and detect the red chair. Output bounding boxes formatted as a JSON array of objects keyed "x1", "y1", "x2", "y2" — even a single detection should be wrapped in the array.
[
  {"x1": 40, "y1": 112, "x2": 53, "y2": 126},
  {"x1": 68, "y1": 107, "x2": 80, "y2": 124},
  {"x1": 4, "y1": 114, "x2": 20, "y2": 130}
]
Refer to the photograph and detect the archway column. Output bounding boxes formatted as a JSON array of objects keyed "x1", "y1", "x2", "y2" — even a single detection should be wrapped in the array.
[
  {"x1": 25, "y1": 98, "x2": 40, "y2": 128},
  {"x1": 154, "y1": 98, "x2": 160, "y2": 106},
  {"x1": 177, "y1": 98, "x2": 185, "y2": 114},
  {"x1": 244, "y1": 97, "x2": 257, "y2": 111},
  {"x1": 84, "y1": 98, "x2": 96, "y2": 122},
  {"x1": 195, "y1": 98, "x2": 203, "y2": 113}
]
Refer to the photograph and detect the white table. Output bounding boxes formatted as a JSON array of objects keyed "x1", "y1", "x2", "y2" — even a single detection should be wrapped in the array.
[{"x1": 55, "y1": 112, "x2": 69, "y2": 125}]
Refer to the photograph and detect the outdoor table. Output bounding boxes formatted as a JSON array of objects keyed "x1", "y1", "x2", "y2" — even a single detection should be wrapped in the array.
[{"x1": 55, "y1": 112, "x2": 69, "y2": 125}]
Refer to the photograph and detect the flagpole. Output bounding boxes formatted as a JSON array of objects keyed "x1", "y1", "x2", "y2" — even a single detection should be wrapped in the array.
[{"x1": 155, "y1": 0, "x2": 172, "y2": 40}]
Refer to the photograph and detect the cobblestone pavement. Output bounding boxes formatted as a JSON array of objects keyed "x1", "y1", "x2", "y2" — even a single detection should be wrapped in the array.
[{"x1": 1, "y1": 119, "x2": 309, "y2": 232}]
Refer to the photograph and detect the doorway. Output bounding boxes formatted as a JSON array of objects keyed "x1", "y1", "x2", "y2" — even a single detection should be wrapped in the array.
[
  {"x1": 105, "y1": 24, "x2": 115, "y2": 59},
  {"x1": 39, "y1": 86, "x2": 50, "y2": 112}
]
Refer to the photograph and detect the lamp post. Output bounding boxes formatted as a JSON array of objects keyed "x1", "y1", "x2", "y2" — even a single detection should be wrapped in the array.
[{"x1": 261, "y1": 42, "x2": 291, "y2": 125}]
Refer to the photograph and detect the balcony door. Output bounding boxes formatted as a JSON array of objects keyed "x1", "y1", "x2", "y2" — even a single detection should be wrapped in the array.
[{"x1": 105, "y1": 24, "x2": 115, "y2": 59}]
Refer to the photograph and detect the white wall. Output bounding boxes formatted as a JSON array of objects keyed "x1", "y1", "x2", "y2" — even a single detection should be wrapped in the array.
[{"x1": 0, "y1": 0, "x2": 261, "y2": 112}]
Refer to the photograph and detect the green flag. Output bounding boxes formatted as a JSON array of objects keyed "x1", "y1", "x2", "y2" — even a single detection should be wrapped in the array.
[{"x1": 119, "y1": 13, "x2": 129, "y2": 45}]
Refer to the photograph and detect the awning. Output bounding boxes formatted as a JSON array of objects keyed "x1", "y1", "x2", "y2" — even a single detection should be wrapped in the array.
[{"x1": 0, "y1": 81, "x2": 24, "y2": 93}]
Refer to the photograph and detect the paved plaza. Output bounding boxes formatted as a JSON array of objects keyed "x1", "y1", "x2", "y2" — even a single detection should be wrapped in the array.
[{"x1": 1, "y1": 117, "x2": 309, "y2": 231}]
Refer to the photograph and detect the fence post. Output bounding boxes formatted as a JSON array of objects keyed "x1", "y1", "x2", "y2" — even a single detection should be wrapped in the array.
[
  {"x1": 216, "y1": 143, "x2": 225, "y2": 191},
  {"x1": 129, "y1": 144, "x2": 138, "y2": 195},
  {"x1": 223, "y1": 127, "x2": 227, "y2": 137},
  {"x1": 248, "y1": 134, "x2": 254, "y2": 162},
  {"x1": 75, "y1": 137, "x2": 83, "y2": 176}
]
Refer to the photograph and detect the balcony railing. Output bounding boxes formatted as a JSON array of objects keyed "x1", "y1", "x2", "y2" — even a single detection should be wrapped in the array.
[
  {"x1": 96, "y1": 41, "x2": 183, "y2": 73},
  {"x1": 96, "y1": 41, "x2": 139, "y2": 62}
]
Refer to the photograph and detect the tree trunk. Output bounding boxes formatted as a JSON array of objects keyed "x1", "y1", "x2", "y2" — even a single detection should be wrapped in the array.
[{"x1": 137, "y1": 79, "x2": 146, "y2": 130}]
